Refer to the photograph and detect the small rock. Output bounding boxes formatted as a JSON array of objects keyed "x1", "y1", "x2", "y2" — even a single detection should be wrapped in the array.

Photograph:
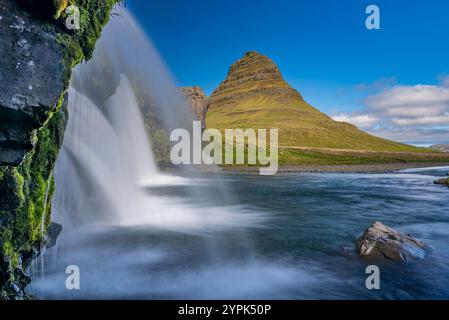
[
  {"x1": 356, "y1": 221, "x2": 431, "y2": 263},
  {"x1": 434, "y1": 178, "x2": 449, "y2": 186},
  {"x1": 45, "y1": 222, "x2": 63, "y2": 248}
]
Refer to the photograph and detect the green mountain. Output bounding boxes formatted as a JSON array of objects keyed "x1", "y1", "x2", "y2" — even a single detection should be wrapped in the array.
[{"x1": 205, "y1": 51, "x2": 448, "y2": 165}]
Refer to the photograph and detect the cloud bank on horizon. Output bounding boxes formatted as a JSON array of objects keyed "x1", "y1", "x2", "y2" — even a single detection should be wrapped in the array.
[{"x1": 332, "y1": 76, "x2": 449, "y2": 146}]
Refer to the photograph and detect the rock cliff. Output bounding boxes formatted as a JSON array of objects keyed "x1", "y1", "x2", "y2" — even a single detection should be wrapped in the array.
[
  {"x1": 180, "y1": 86, "x2": 209, "y2": 129},
  {"x1": 0, "y1": 0, "x2": 118, "y2": 299}
]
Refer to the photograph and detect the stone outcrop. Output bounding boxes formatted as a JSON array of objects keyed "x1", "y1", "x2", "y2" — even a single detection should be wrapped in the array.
[
  {"x1": 356, "y1": 221, "x2": 431, "y2": 263},
  {"x1": 434, "y1": 177, "x2": 449, "y2": 187},
  {"x1": 180, "y1": 86, "x2": 209, "y2": 129},
  {"x1": 0, "y1": 0, "x2": 65, "y2": 166},
  {"x1": 0, "y1": 0, "x2": 118, "y2": 299}
]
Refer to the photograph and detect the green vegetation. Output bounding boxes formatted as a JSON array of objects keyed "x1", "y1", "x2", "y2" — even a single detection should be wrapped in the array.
[
  {"x1": 208, "y1": 95, "x2": 424, "y2": 153},
  {"x1": 0, "y1": 100, "x2": 65, "y2": 298},
  {"x1": 55, "y1": 0, "x2": 122, "y2": 86},
  {"x1": 207, "y1": 96, "x2": 449, "y2": 166},
  {"x1": 1, "y1": 0, "x2": 120, "y2": 298},
  {"x1": 278, "y1": 148, "x2": 449, "y2": 165}
]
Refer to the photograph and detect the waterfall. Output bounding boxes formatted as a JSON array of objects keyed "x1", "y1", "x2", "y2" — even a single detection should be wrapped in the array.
[
  {"x1": 53, "y1": 75, "x2": 152, "y2": 226},
  {"x1": 27, "y1": 5, "x2": 265, "y2": 299},
  {"x1": 49, "y1": 6, "x2": 258, "y2": 231}
]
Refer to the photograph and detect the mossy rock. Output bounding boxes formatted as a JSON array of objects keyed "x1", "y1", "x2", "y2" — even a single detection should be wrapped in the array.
[{"x1": 0, "y1": 0, "x2": 120, "y2": 299}]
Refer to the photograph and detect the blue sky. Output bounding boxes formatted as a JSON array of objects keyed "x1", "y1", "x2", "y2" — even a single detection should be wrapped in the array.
[{"x1": 128, "y1": 0, "x2": 449, "y2": 145}]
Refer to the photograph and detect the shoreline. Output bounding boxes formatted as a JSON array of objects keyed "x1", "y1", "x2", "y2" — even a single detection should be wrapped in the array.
[{"x1": 220, "y1": 162, "x2": 449, "y2": 174}]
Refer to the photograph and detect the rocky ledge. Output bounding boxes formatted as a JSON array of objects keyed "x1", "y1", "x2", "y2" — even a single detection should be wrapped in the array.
[
  {"x1": 356, "y1": 221, "x2": 431, "y2": 263},
  {"x1": 0, "y1": 0, "x2": 65, "y2": 165}
]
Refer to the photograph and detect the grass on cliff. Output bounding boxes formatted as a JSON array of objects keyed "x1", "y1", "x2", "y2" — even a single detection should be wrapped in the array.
[
  {"x1": 206, "y1": 94, "x2": 447, "y2": 165},
  {"x1": 207, "y1": 95, "x2": 423, "y2": 152}
]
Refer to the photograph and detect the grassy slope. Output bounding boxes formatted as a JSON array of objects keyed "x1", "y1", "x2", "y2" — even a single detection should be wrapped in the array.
[{"x1": 206, "y1": 77, "x2": 448, "y2": 165}]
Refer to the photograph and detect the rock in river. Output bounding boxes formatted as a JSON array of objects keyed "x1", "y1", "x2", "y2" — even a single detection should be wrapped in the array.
[
  {"x1": 356, "y1": 221, "x2": 431, "y2": 263},
  {"x1": 434, "y1": 178, "x2": 449, "y2": 187}
]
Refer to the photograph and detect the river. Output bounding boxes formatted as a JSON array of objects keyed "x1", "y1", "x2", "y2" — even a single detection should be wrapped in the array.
[{"x1": 28, "y1": 166, "x2": 449, "y2": 299}]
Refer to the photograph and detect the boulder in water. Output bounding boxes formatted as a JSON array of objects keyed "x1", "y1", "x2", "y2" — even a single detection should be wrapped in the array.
[
  {"x1": 356, "y1": 221, "x2": 431, "y2": 263},
  {"x1": 434, "y1": 178, "x2": 449, "y2": 187}
]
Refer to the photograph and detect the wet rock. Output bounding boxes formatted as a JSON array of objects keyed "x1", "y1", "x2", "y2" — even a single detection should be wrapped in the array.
[
  {"x1": 0, "y1": 0, "x2": 65, "y2": 165},
  {"x1": 356, "y1": 221, "x2": 431, "y2": 263},
  {"x1": 45, "y1": 222, "x2": 63, "y2": 248},
  {"x1": 434, "y1": 178, "x2": 449, "y2": 187}
]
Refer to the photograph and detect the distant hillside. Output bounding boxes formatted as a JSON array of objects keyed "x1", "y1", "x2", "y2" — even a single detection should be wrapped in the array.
[
  {"x1": 206, "y1": 51, "x2": 423, "y2": 153},
  {"x1": 431, "y1": 144, "x2": 449, "y2": 152}
]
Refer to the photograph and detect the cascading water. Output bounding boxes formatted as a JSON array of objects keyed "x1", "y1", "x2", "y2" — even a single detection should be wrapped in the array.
[{"x1": 27, "y1": 6, "x2": 270, "y2": 299}]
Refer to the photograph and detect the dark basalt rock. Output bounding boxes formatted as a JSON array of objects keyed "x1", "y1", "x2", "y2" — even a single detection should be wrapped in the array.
[
  {"x1": 356, "y1": 221, "x2": 431, "y2": 263},
  {"x1": 45, "y1": 222, "x2": 63, "y2": 248},
  {"x1": 0, "y1": 0, "x2": 65, "y2": 165}
]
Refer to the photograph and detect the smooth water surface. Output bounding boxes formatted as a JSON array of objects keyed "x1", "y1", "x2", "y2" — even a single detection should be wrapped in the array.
[{"x1": 29, "y1": 166, "x2": 449, "y2": 299}]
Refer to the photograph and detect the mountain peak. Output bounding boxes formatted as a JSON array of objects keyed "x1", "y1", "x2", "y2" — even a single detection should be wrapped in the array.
[
  {"x1": 210, "y1": 51, "x2": 303, "y2": 106},
  {"x1": 243, "y1": 50, "x2": 265, "y2": 58}
]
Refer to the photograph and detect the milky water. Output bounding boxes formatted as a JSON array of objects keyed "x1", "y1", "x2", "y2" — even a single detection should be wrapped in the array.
[{"x1": 28, "y1": 166, "x2": 449, "y2": 299}]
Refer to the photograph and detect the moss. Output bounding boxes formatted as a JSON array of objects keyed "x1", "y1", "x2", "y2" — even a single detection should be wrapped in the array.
[
  {"x1": 55, "y1": 1, "x2": 121, "y2": 90},
  {"x1": 1, "y1": 230, "x2": 20, "y2": 271},
  {"x1": 0, "y1": 102, "x2": 66, "y2": 296},
  {"x1": 53, "y1": 0, "x2": 69, "y2": 19},
  {"x1": 1, "y1": 0, "x2": 119, "y2": 298}
]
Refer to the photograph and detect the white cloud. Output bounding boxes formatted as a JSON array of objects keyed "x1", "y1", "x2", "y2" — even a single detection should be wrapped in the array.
[
  {"x1": 366, "y1": 84, "x2": 449, "y2": 120},
  {"x1": 331, "y1": 76, "x2": 449, "y2": 145},
  {"x1": 392, "y1": 113, "x2": 449, "y2": 126},
  {"x1": 369, "y1": 127, "x2": 449, "y2": 145},
  {"x1": 332, "y1": 113, "x2": 379, "y2": 129}
]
